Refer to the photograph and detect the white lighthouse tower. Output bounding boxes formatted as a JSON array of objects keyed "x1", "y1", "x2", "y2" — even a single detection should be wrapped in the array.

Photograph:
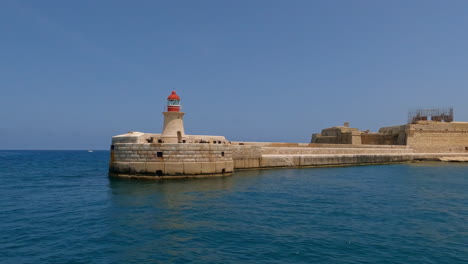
[{"x1": 161, "y1": 91, "x2": 186, "y2": 143}]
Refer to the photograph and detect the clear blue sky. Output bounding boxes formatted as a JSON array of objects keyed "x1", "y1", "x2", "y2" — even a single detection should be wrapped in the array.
[{"x1": 2, "y1": 0, "x2": 468, "y2": 149}]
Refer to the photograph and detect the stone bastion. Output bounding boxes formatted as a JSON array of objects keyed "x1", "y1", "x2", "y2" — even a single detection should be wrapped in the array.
[{"x1": 109, "y1": 132, "x2": 233, "y2": 178}]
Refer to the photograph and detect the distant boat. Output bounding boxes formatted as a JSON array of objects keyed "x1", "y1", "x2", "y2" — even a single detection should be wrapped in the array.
[{"x1": 88, "y1": 150, "x2": 93, "y2": 153}]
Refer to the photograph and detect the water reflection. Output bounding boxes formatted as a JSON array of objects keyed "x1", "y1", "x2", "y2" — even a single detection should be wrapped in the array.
[
  {"x1": 108, "y1": 170, "x2": 266, "y2": 202},
  {"x1": 106, "y1": 171, "x2": 267, "y2": 262},
  {"x1": 107, "y1": 170, "x2": 271, "y2": 213}
]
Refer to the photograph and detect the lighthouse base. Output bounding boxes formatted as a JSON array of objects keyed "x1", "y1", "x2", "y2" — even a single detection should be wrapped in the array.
[{"x1": 109, "y1": 142, "x2": 233, "y2": 178}]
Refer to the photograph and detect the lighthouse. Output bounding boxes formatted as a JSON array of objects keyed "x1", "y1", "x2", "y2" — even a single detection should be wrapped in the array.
[{"x1": 161, "y1": 91, "x2": 186, "y2": 143}]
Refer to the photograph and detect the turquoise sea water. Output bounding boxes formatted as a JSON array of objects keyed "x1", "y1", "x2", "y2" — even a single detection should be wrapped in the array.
[{"x1": 1, "y1": 150, "x2": 467, "y2": 263}]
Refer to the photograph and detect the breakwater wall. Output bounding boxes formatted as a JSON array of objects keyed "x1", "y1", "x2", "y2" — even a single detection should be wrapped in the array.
[
  {"x1": 110, "y1": 138, "x2": 423, "y2": 178},
  {"x1": 109, "y1": 140, "x2": 468, "y2": 178},
  {"x1": 231, "y1": 144, "x2": 414, "y2": 169},
  {"x1": 109, "y1": 143, "x2": 233, "y2": 177}
]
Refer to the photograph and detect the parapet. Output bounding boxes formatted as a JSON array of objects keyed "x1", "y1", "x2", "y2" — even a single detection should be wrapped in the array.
[{"x1": 112, "y1": 132, "x2": 229, "y2": 145}]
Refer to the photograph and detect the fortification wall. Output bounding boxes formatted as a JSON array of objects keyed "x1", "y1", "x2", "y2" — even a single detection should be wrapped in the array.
[
  {"x1": 311, "y1": 125, "x2": 363, "y2": 144},
  {"x1": 257, "y1": 146, "x2": 413, "y2": 168},
  {"x1": 229, "y1": 144, "x2": 413, "y2": 170},
  {"x1": 261, "y1": 147, "x2": 413, "y2": 155},
  {"x1": 109, "y1": 140, "x2": 436, "y2": 178},
  {"x1": 309, "y1": 143, "x2": 407, "y2": 149},
  {"x1": 407, "y1": 122, "x2": 468, "y2": 153},
  {"x1": 361, "y1": 134, "x2": 398, "y2": 145},
  {"x1": 232, "y1": 141, "x2": 408, "y2": 149},
  {"x1": 311, "y1": 124, "x2": 408, "y2": 146},
  {"x1": 376, "y1": 125, "x2": 407, "y2": 145},
  {"x1": 110, "y1": 143, "x2": 233, "y2": 177},
  {"x1": 261, "y1": 154, "x2": 413, "y2": 168},
  {"x1": 231, "y1": 145, "x2": 262, "y2": 169},
  {"x1": 311, "y1": 132, "x2": 354, "y2": 144}
]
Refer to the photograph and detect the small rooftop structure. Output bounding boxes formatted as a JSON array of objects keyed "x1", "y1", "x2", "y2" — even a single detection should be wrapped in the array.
[{"x1": 408, "y1": 108, "x2": 453, "y2": 124}]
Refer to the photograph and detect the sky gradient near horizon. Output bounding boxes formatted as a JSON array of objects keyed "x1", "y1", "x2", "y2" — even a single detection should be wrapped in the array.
[{"x1": 2, "y1": 0, "x2": 468, "y2": 149}]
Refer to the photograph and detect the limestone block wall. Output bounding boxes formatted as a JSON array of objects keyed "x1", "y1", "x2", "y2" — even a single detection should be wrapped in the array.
[
  {"x1": 309, "y1": 143, "x2": 408, "y2": 149},
  {"x1": 407, "y1": 122, "x2": 468, "y2": 153},
  {"x1": 351, "y1": 132, "x2": 362, "y2": 145},
  {"x1": 312, "y1": 132, "x2": 353, "y2": 144},
  {"x1": 311, "y1": 135, "x2": 344, "y2": 144},
  {"x1": 110, "y1": 143, "x2": 233, "y2": 177},
  {"x1": 261, "y1": 154, "x2": 414, "y2": 168},
  {"x1": 312, "y1": 124, "x2": 409, "y2": 146},
  {"x1": 229, "y1": 144, "x2": 413, "y2": 170},
  {"x1": 232, "y1": 141, "x2": 311, "y2": 147},
  {"x1": 311, "y1": 126, "x2": 360, "y2": 144},
  {"x1": 261, "y1": 147, "x2": 413, "y2": 155},
  {"x1": 375, "y1": 125, "x2": 408, "y2": 145},
  {"x1": 110, "y1": 132, "x2": 423, "y2": 179},
  {"x1": 231, "y1": 145, "x2": 262, "y2": 169},
  {"x1": 233, "y1": 142, "x2": 407, "y2": 149},
  {"x1": 361, "y1": 134, "x2": 399, "y2": 145}
]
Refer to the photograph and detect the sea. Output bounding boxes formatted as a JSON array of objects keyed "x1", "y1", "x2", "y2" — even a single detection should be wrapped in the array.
[{"x1": 0, "y1": 150, "x2": 467, "y2": 264}]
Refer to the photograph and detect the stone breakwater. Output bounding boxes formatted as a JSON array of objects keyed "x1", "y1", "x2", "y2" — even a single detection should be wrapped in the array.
[
  {"x1": 109, "y1": 132, "x2": 468, "y2": 179},
  {"x1": 229, "y1": 144, "x2": 414, "y2": 170},
  {"x1": 109, "y1": 143, "x2": 233, "y2": 177},
  {"x1": 109, "y1": 136, "x2": 452, "y2": 178}
]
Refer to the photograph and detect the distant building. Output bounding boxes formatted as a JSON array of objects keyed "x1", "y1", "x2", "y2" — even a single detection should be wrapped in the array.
[{"x1": 311, "y1": 109, "x2": 468, "y2": 153}]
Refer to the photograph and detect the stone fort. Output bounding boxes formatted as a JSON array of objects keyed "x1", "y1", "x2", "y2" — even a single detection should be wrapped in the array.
[
  {"x1": 312, "y1": 107, "x2": 468, "y2": 153},
  {"x1": 109, "y1": 93, "x2": 468, "y2": 179}
]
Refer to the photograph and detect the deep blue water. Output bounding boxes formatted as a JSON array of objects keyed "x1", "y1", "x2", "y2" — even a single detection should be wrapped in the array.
[{"x1": 1, "y1": 150, "x2": 467, "y2": 264}]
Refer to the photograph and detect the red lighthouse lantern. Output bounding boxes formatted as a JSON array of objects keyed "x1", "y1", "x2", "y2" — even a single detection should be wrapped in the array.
[{"x1": 167, "y1": 91, "x2": 181, "y2": 112}]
